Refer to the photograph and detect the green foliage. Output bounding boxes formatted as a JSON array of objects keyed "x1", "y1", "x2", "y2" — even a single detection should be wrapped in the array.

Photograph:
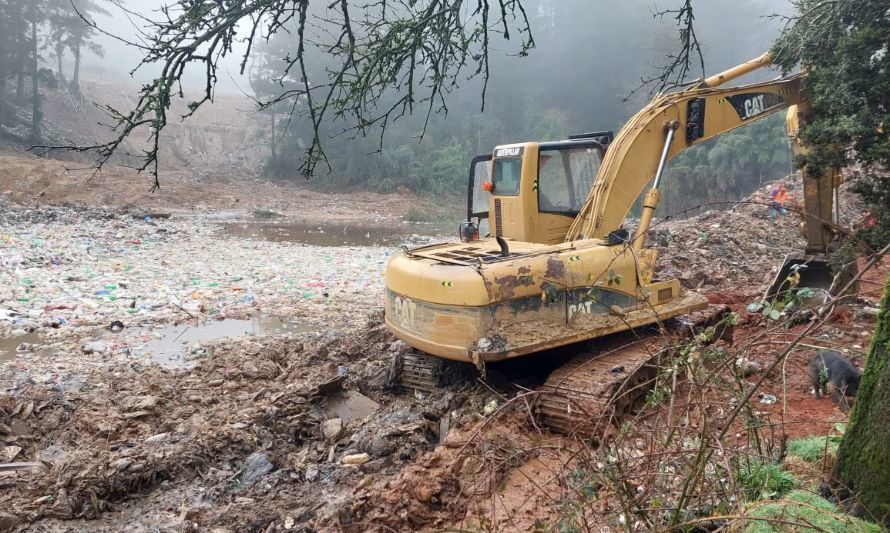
[
  {"x1": 247, "y1": 1, "x2": 795, "y2": 203},
  {"x1": 747, "y1": 263, "x2": 820, "y2": 320},
  {"x1": 786, "y1": 436, "x2": 841, "y2": 463},
  {"x1": 742, "y1": 490, "x2": 881, "y2": 532},
  {"x1": 734, "y1": 459, "x2": 798, "y2": 502},
  {"x1": 251, "y1": 209, "x2": 282, "y2": 219},
  {"x1": 402, "y1": 207, "x2": 441, "y2": 223},
  {"x1": 772, "y1": 0, "x2": 890, "y2": 252}
]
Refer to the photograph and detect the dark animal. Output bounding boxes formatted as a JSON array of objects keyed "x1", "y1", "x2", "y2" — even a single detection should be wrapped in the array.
[{"x1": 807, "y1": 350, "x2": 862, "y2": 412}]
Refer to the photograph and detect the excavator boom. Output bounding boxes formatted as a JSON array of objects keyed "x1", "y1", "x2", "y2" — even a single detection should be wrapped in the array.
[{"x1": 567, "y1": 73, "x2": 805, "y2": 242}]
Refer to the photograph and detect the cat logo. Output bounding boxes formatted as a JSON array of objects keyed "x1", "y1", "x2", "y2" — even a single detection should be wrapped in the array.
[
  {"x1": 743, "y1": 94, "x2": 766, "y2": 119},
  {"x1": 391, "y1": 295, "x2": 418, "y2": 332},
  {"x1": 727, "y1": 92, "x2": 786, "y2": 121}
]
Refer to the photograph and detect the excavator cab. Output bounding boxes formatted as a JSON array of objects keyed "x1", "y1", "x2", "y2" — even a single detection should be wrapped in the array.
[{"x1": 461, "y1": 132, "x2": 614, "y2": 246}]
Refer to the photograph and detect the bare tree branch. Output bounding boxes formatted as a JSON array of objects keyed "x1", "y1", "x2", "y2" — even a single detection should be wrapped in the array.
[
  {"x1": 630, "y1": 0, "x2": 706, "y2": 97},
  {"x1": 45, "y1": 0, "x2": 535, "y2": 186}
]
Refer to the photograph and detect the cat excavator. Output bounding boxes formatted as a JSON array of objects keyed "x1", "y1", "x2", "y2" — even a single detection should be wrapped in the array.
[{"x1": 384, "y1": 54, "x2": 843, "y2": 435}]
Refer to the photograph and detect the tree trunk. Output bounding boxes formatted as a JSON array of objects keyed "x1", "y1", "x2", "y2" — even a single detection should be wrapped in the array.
[
  {"x1": 0, "y1": 70, "x2": 6, "y2": 126},
  {"x1": 833, "y1": 275, "x2": 890, "y2": 524},
  {"x1": 29, "y1": 2, "x2": 41, "y2": 142},
  {"x1": 55, "y1": 39, "x2": 66, "y2": 85},
  {"x1": 71, "y1": 38, "x2": 81, "y2": 96},
  {"x1": 14, "y1": 0, "x2": 25, "y2": 103},
  {"x1": 271, "y1": 112, "x2": 277, "y2": 157}
]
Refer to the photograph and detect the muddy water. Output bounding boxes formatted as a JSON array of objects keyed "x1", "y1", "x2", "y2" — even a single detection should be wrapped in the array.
[
  {"x1": 139, "y1": 315, "x2": 311, "y2": 367},
  {"x1": 0, "y1": 333, "x2": 44, "y2": 361},
  {"x1": 220, "y1": 221, "x2": 448, "y2": 247}
]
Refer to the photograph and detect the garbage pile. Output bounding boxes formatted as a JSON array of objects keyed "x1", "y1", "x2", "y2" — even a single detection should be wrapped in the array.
[
  {"x1": 652, "y1": 178, "x2": 862, "y2": 294},
  {"x1": 0, "y1": 203, "x2": 408, "y2": 389}
]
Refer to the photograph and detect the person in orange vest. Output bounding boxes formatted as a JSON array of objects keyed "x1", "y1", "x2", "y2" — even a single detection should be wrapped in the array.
[{"x1": 769, "y1": 184, "x2": 791, "y2": 223}]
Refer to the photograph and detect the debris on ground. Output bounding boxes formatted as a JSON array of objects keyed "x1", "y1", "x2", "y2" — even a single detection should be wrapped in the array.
[
  {"x1": 0, "y1": 175, "x2": 880, "y2": 531},
  {"x1": 653, "y1": 177, "x2": 861, "y2": 294}
]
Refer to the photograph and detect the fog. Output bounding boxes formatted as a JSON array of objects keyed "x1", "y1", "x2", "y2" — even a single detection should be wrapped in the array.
[
  {"x1": 80, "y1": 0, "x2": 252, "y2": 91},
  {"x1": 68, "y1": 0, "x2": 798, "y2": 209},
  {"x1": 81, "y1": 0, "x2": 793, "y2": 96}
]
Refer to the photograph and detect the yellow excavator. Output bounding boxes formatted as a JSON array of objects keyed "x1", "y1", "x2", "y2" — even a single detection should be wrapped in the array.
[{"x1": 384, "y1": 54, "x2": 842, "y2": 434}]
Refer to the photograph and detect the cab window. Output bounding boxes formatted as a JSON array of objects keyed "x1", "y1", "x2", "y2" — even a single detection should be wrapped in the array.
[
  {"x1": 538, "y1": 146, "x2": 602, "y2": 214},
  {"x1": 469, "y1": 157, "x2": 491, "y2": 217},
  {"x1": 492, "y1": 158, "x2": 522, "y2": 196}
]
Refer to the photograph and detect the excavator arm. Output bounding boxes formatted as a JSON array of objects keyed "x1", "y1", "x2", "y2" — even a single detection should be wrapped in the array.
[{"x1": 566, "y1": 55, "x2": 812, "y2": 245}]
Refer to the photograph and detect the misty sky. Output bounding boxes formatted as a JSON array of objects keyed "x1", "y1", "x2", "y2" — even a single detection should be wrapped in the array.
[{"x1": 80, "y1": 0, "x2": 794, "y2": 95}]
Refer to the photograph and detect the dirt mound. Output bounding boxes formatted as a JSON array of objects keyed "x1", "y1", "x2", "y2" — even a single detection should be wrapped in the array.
[{"x1": 0, "y1": 149, "x2": 422, "y2": 221}]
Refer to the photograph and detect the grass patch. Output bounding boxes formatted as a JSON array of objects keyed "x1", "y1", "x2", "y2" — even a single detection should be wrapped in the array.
[
  {"x1": 742, "y1": 489, "x2": 880, "y2": 532},
  {"x1": 252, "y1": 209, "x2": 283, "y2": 219},
  {"x1": 402, "y1": 206, "x2": 452, "y2": 223},
  {"x1": 736, "y1": 460, "x2": 798, "y2": 502},
  {"x1": 786, "y1": 436, "x2": 841, "y2": 463}
]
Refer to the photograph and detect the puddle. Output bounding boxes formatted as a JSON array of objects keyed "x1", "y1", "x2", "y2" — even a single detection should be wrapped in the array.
[
  {"x1": 0, "y1": 333, "x2": 45, "y2": 362},
  {"x1": 138, "y1": 314, "x2": 311, "y2": 367},
  {"x1": 220, "y1": 221, "x2": 447, "y2": 247}
]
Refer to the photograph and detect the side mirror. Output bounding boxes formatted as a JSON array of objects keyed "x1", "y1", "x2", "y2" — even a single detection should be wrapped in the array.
[{"x1": 460, "y1": 220, "x2": 480, "y2": 242}]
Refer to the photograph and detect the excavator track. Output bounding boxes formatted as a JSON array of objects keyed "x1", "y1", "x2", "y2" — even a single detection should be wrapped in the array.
[
  {"x1": 400, "y1": 351, "x2": 446, "y2": 393},
  {"x1": 537, "y1": 304, "x2": 730, "y2": 440},
  {"x1": 399, "y1": 351, "x2": 477, "y2": 394}
]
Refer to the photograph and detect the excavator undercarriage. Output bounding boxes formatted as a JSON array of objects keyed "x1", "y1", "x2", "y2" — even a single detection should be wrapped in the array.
[{"x1": 394, "y1": 304, "x2": 731, "y2": 440}]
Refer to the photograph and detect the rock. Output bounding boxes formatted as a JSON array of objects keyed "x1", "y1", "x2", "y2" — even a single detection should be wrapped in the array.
[
  {"x1": 81, "y1": 340, "x2": 110, "y2": 354},
  {"x1": 128, "y1": 395, "x2": 158, "y2": 411},
  {"x1": 144, "y1": 432, "x2": 170, "y2": 445},
  {"x1": 342, "y1": 453, "x2": 370, "y2": 465},
  {"x1": 304, "y1": 464, "x2": 320, "y2": 482},
  {"x1": 1, "y1": 446, "x2": 22, "y2": 462},
  {"x1": 367, "y1": 435, "x2": 392, "y2": 457},
  {"x1": 241, "y1": 361, "x2": 260, "y2": 379},
  {"x1": 0, "y1": 511, "x2": 21, "y2": 531},
  {"x1": 240, "y1": 452, "x2": 274, "y2": 485},
  {"x1": 322, "y1": 418, "x2": 343, "y2": 442},
  {"x1": 734, "y1": 357, "x2": 763, "y2": 377},
  {"x1": 242, "y1": 360, "x2": 278, "y2": 380},
  {"x1": 388, "y1": 340, "x2": 408, "y2": 353},
  {"x1": 482, "y1": 399, "x2": 498, "y2": 416}
]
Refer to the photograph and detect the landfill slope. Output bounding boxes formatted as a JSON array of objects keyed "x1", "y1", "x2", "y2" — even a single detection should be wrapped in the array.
[{"x1": 653, "y1": 178, "x2": 861, "y2": 294}]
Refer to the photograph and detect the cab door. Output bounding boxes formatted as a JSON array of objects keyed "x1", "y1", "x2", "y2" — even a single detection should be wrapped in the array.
[
  {"x1": 467, "y1": 154, "x2": 492, "y2": 221},
  {"x1": 533, "y1": 142, "x2": 604, "y2": 244}
]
